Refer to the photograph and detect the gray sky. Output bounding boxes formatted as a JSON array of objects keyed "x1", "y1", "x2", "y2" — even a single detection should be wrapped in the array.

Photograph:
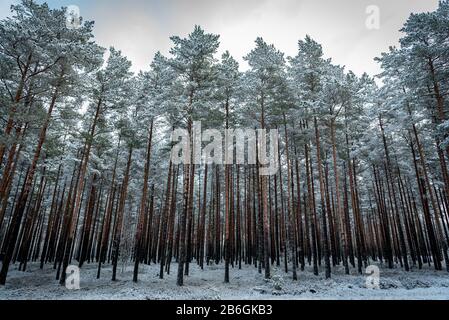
[{"x1": 0, "y1": 0, "x2": 439, "y2": 75}]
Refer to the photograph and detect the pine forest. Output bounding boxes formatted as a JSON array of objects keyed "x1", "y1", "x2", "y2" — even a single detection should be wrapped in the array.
[{"x1": 1, "y1": 0, "x2": 449, "y2": 300}]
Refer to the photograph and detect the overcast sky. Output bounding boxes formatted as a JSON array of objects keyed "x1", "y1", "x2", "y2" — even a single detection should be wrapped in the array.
[{"x1": 0, "y1": 0, "x2": 439, "y2": 75}]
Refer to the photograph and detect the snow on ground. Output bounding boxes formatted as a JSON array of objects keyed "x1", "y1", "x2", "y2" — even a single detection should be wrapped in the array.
[{"x1": 0, "y1": 261, "x2": 448, "y2": 300}]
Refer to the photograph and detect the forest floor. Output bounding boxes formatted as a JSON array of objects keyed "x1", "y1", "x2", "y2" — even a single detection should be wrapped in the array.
[{"x1": 0, "y1": 261, "x2": 448, "y2": 300}]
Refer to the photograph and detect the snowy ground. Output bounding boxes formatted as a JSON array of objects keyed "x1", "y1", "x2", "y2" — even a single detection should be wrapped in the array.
[{"x1": 0, "y1": 261, "x2": 448, "y2": 300}]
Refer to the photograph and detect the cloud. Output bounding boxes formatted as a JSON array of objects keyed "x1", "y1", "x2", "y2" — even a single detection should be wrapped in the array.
[{"x1": 2, "y1": 0, "x2": 439, "y2": 75}]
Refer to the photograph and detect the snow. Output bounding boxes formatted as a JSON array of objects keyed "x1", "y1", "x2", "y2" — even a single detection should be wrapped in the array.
[{"x1": 0, "y1": 262, "x2": 448, "y2": 300}]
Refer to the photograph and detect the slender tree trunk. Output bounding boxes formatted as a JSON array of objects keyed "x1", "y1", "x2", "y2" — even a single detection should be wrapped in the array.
[
  {"x1": 133, "y1": 121, "x2": 153, "y2": 282},
  {"x1": 282, "y1": 114, "x2": 297, "y2": 280},
  {"x1": 314, "y1": 117, "x2": 331, "y2": 278},
  {"x1": 111, "y1": 147, "x2": 133, "y2": 281}
]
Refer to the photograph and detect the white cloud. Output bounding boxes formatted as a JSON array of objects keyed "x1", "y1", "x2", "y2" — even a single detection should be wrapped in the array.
[{"x1": 1, "y1": 0, "x2": 439, "y2": 75}]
